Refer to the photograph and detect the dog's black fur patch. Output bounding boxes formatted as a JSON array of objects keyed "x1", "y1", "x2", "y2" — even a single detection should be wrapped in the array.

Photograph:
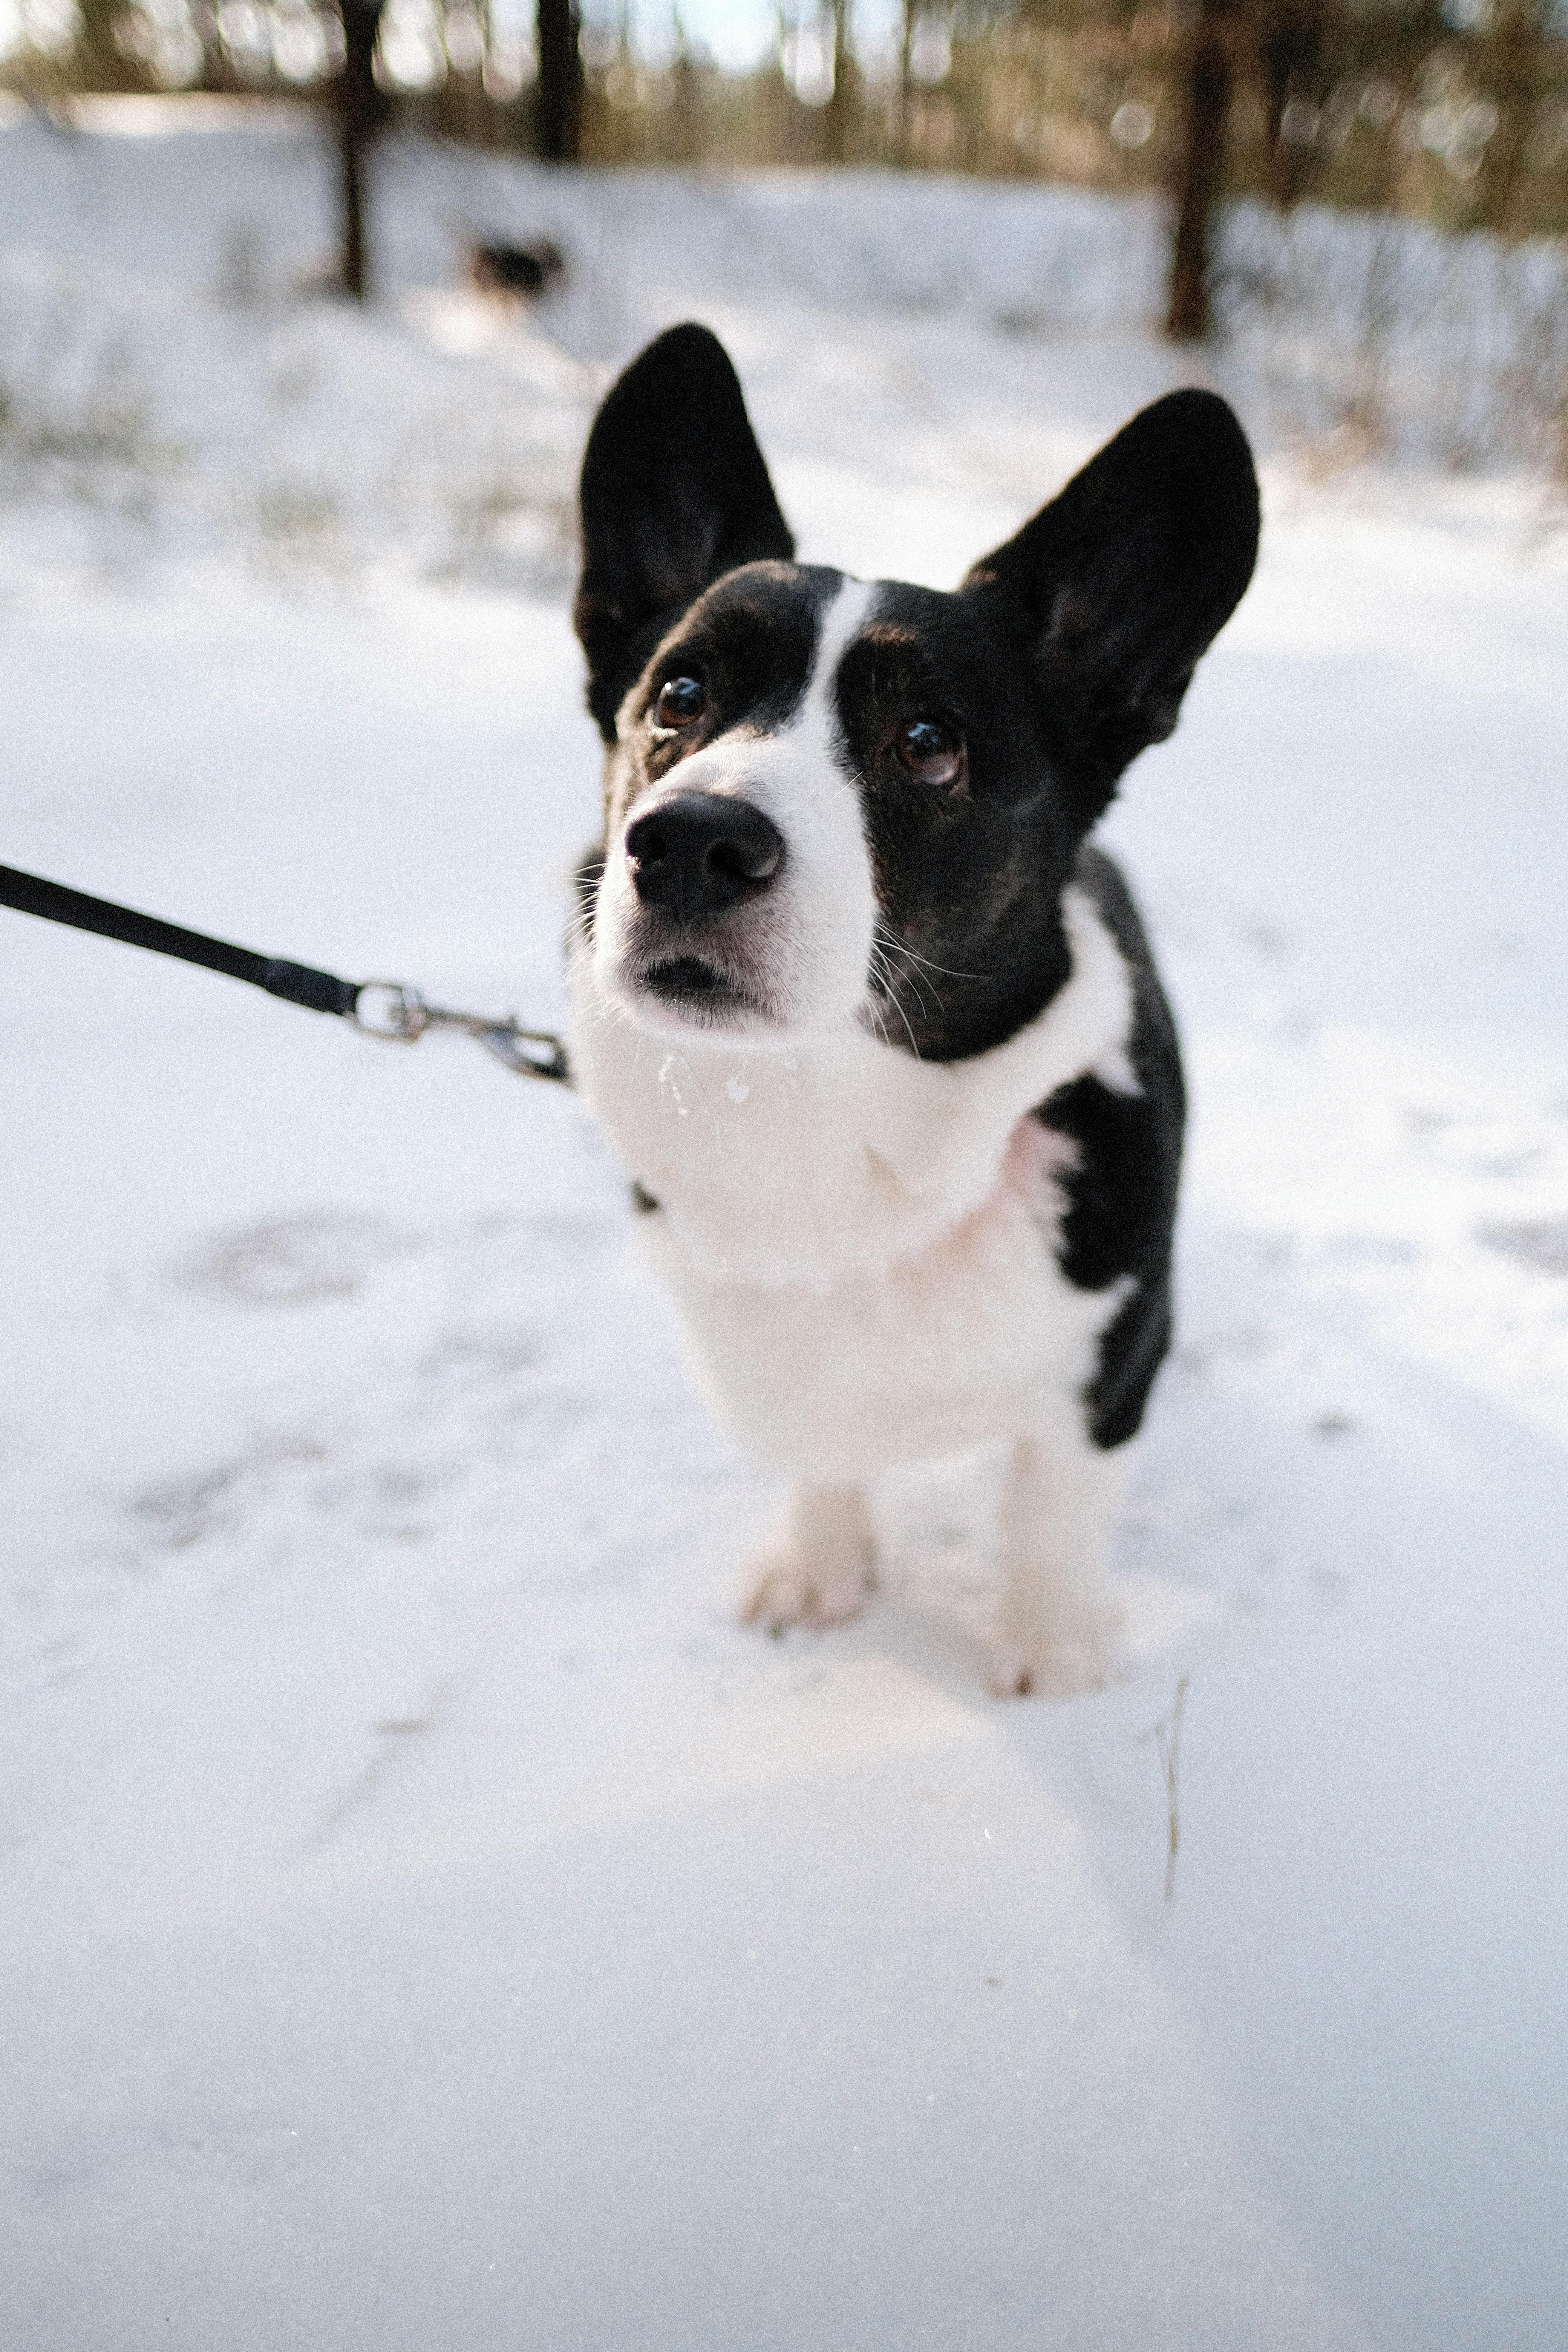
[
  {"x1": 1039, "y1": 846, "x2": 1185, "y2": 1446},
  {"x1": 830, "y1": 582, "x2": 1075, "y2": 1063},
  {"x1": 573, "y1": 324, "x2": 1259, "y2": 1452}
]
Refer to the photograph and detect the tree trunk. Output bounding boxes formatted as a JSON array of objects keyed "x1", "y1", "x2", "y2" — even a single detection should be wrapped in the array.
[
  {"x1": 1475, "y1": 0, "x2": 1536, "y2": 236},
  {"x1": 824, "y1": 0, "x2": 852, "y2": 165},
  {"x1": 337, "y1": 0, "x2": 385, "y2": 299},
  {"x1": 1259, "y1": 0, "x2": 1325, "y2": 211},
  {"x1": 1166, "y1": 0, "x2": 1236, "y2": 341},
  {"x1": 537, "y1": 0, "x2": 582, "y2": 162}
]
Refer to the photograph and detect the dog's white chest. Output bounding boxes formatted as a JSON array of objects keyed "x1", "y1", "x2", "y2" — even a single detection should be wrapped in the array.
[
  {"x1": 641, "y1": 1116, "x2": 1118, "y2": 1478},
  {"x1": 567, "y1": 887, "x2": 1135, "y2": 1480}
]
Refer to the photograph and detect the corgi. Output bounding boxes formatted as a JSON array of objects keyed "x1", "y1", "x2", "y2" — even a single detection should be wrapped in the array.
[{"x1": 565, "y1": 325, "x2": 1258, "y2": 1694}]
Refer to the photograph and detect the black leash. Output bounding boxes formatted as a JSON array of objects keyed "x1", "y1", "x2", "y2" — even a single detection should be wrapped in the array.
[{"x1": 0, "y1": 862, "x2": 570, "y2": 1085}]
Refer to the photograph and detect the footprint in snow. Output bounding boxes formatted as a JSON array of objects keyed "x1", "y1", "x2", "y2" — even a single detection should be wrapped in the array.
[{"x1": 175, "y1": 1210, "x2": 410, "y2": 1308}]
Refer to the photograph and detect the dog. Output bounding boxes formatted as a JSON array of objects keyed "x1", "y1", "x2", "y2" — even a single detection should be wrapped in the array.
[
  {"x1": 469, "y1": 238, "x2": 566, "y2": 299},
  {"x1": 565, "y1": 325, "x2": 1259, "y2": 1695}
]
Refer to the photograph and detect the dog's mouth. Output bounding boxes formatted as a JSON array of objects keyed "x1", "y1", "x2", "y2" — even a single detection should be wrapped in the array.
[
  {"x1": 645, "y1": 956, "x2": 741, "y2": 1003},
  {"x1": 638, "y1": 956, "x2": 761, "y2": 1024}
]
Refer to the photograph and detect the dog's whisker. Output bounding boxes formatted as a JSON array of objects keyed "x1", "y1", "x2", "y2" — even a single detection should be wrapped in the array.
[
  {"x1": 867, "y1": 940, "x2": 914, "y2": 1015},
  {"x1": 866, "y1": 941, "x2": 923, "y2": 1057},
  {"x1": 873, "y1": 928, "x2": 942, "y2": 1023},
  {"x1": 892, "y1": 943, "x2": 984, "y2": 985}
]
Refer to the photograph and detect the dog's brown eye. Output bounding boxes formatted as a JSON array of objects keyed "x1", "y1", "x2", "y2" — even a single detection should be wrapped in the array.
[
  {"x1": 655, "y1": 675, "x2": 706, "y2": 729},
  {"x1": 896, "y1": 719, "x2": 965, "y2": 789}
]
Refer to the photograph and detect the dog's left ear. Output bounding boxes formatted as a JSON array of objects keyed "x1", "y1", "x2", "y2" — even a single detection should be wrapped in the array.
[
  {"x1": 963, "y1": 389, "x2": 1259, "y2": 816},
  {"x1": 574, "y1": 323, "x2": 794, "y2": 741}
]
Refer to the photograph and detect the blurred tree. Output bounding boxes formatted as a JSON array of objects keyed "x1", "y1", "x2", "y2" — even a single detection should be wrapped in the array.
[
  {"x1": 72, "y1": 0, "x2": 143, "y2": 92},
  {"x1": 1257, "y1": 0, "x2": 1327, "y2": 208},
  {"x1": 14, "y1": 0, "x2": 1568, "y2": 256},
  {"x1": 538, "y1": 0, "x2": 583, "y2": 158},
  {"x1": 1473, "y1": 0, "x2": 1548, "y2": 234},
  {"x1": 1167, "y1": 0, "x2": 1245, "y2": 338},
  {"x1": 896, "y1": 0, "x2": 916, "y2": 166},
  {"x1": 336, "y1": 0, "x2": 389, "y2": 297},
  {"x1": 672, "y1": 12, "x2": 702, "y2": 167},
  {"x1": 824, "y1": 0, "x2": 854, "y2": 163}
]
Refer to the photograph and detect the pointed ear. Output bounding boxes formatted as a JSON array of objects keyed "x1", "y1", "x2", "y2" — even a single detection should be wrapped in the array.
[
  {"x1": 573, "y1": 324, "x2": 794, "y2": 741},
  {"x1": 962, "y1": 389, "x2": 1259, "y2": 812}
]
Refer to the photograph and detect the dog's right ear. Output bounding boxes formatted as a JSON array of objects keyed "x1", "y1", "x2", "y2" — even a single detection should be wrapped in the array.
[{"x1": 574, "y1": 324, "x2": 794, "y2": 741}]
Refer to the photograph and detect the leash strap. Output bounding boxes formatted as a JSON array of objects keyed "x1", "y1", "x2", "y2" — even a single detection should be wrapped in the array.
[
  {"x1": 0, "y1": 862, "x2": 570, "y2": 1084},
  {"x1": 0, "y1": 862, "x2": 360, "y2": 1015}
]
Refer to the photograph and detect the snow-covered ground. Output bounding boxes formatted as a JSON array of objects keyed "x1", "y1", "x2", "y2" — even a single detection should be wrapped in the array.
[{"x1": 3, "y1": 104, "x2": 1566, "y2": 2350}]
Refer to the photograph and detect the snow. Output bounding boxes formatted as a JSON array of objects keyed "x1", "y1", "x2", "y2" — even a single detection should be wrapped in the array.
[{"x1": 3, "y1": 104, "x2": 1567, "y2": 2349}]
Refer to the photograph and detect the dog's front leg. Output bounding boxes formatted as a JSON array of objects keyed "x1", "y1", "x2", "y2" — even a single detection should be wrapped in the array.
[
  {"x1": 739, "y1": 1483, "x2": 877, "y2": 1633},
  {"x1": 989, "y1": 1425, "x2": 1129, "y2": 1698}
]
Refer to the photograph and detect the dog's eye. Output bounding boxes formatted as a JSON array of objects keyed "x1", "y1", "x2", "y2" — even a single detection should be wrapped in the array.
[
  {"x1": 895, "y1": 719, "x2": 965, "y2": 789},
  {"x1": 654, "y1": 675, "x2": 706, "y2": 729}
]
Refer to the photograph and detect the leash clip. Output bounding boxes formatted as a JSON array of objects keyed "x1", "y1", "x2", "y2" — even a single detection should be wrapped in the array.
[
  {"x1": 467, "y1": 1022, "x2": 572, "y2": 1084},
  {"x1": 351, "y1": 980, "x2": 568, "y2": 1084},
  {"x1": 351, "y1": 980, "x2": 432, "y2": 1043}
]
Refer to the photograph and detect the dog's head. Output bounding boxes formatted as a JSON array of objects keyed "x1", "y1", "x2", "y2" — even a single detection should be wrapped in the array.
[{"x1": 573, "y1": 324, "x2": 1259, "y2": 1061}]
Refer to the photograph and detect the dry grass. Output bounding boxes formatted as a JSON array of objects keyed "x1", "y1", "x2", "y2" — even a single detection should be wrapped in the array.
[
  {"x1": 1141, "y1": 1675, "x2": 1190, "y2": 1903},
  {"x1": 0, "y1": 308, "x2": 181, "y2": 522}
]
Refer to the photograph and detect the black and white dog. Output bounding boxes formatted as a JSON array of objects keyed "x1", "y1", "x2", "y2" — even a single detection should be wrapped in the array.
[{"x1": 567, "y1": 325, "x2": 1258, "y2": 1695}]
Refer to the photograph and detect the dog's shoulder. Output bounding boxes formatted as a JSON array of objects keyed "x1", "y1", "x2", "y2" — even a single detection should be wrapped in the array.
[{"x1": 1034, "y1": 844, "x2": 1184, "y2": 1446}]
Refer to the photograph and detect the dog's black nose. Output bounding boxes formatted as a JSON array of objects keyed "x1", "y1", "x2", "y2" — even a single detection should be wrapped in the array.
[{"x1": 625, "y1": 793, "x2": 783, "y2": 921}]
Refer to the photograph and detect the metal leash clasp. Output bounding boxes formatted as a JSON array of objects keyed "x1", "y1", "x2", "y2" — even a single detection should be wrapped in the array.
[
  {"x1": 351, "y1": 981, "x2": 432, "y2": 1042},
  {"x1": 350, "y1": 980, "x2": 568, "y2": 1083}
]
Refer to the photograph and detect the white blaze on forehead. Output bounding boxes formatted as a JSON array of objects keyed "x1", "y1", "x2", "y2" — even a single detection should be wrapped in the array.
[
  {"x1": 594, "y1": 574, "x2": 882, "y2": 1041},
  {"x1": 799, "y1": 574, "x2": 879, "y2": 733},
  {"x1": 714, "y1": 573, "x2": 879, "y2": 1032},
  {"x1": 709, "y1": 570, "x2": 876, "y2": 793}
]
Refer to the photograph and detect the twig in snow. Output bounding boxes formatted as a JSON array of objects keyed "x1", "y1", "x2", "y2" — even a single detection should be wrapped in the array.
[{"x1": 1139, "y1": 1675, "x2": 1190, "y2": 1902}]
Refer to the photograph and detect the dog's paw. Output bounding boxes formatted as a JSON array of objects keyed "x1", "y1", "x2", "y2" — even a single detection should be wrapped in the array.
[
  {"x1": 739, "y1": 1547, "x2": 873, "y2": 1634},
  {"x1": 986, "y1": 1612, "x2": 1127, "y2": 1700}
]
